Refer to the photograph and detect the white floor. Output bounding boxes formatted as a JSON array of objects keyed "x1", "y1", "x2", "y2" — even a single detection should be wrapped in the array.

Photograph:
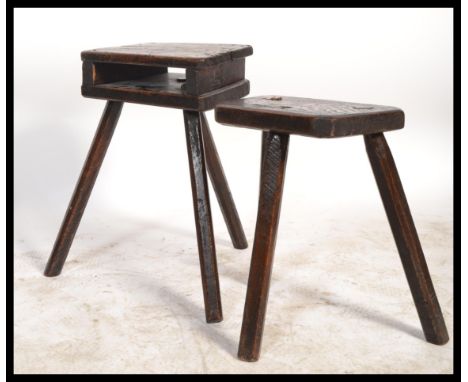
[{"x1": 14, "y1": 204, "x2": 453, "y2": 373}]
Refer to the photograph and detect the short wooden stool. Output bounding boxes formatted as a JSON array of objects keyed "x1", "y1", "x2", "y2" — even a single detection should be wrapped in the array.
[
  {"x1": 215, "y1": 96, "x2": 449, "y2": 361},
  {"x1": 44, "y1": 43, "x2": 253, "y2": 323}
]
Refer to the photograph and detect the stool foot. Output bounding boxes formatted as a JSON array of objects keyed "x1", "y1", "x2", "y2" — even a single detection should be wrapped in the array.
[
  {"x1": 364, "y1": 132, "x2": 449, "y2": 345},
  {"x1": 44, "y1": 101, "x2": 123, "y2": 277},
  {"x1": 238, "y1": 131, "x2": 290, "y2": 361},
  {"x1": 200, "y1": 113, "x2": 248, "y2": 250},
  {"x1": 184, "y1": 110, "x2": 223, "y2": 323}
]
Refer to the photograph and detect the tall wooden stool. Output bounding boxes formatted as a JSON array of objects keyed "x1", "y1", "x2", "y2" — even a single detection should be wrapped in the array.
[
  {"x1": 215, "y1": 96, "x2": 449, "y2": 360},
  {"x1": 44, "y1": 43, "x2": 253, "y2": 323}
]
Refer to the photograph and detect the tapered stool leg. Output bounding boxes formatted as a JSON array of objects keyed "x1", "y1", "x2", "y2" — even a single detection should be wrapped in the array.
[
  {"x1": 200, "y1": 113, "x2": 248, "y2": 249},
  {"x1": 184, "y1": 110, "x2": 223, "y2": 323},
  {"x1": 364, "y1": 132, "x2": 449, "y2": 345},
  {"x1": 238, "y1": 131, "x2": 290, "y2": 361},
  {"x1": 44, "y1": 101, "x2": 123, "y2": 277}
]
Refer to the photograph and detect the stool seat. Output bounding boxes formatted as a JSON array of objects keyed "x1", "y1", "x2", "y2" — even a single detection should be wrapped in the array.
[
  {"x1": 81, "y1": 43, "x2": 253, "y2": 111},
  {"x1": 215, "y1": 96, "x2": 405, "y2": 138},
  {"x1": 81, "y1": 43, "x2": 253, "y2": 68}
]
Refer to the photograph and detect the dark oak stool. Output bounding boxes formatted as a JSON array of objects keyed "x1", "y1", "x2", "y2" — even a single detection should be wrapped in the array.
[
  {"x1": 215, "y1": 96, "x2": 449, "y2": 361},
  {"x1": 44, "y1": 43, "x2": 253, "y2": 323}
]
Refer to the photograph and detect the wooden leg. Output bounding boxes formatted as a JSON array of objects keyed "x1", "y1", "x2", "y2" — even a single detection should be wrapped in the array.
[
  {"x1": 44, "y1": 101, "x2": 123, "y2": 277},
  {"x1": 364, "y1": 132, "x2": 449, "y2": 345},
  {"x1": 238, "y1": 131, "x2": 290, "y2": 361},
  {"x1": 200, "y1": 113, "x2": 248, "y2": 249},
  {"x1": 184, "y1": 110, "x2": 223, "y2": 323}
]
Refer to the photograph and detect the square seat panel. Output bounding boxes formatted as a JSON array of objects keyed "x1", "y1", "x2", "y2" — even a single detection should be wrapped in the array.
[
  {"x1": 215, "y1": 96, "x2": 405, "y2": 138},
  {"x1": 81, "y1": 43, "x2": 253, "y2": 68},
  {"x1": 81, "y1": 43, "x2": 253, "y2": 111}
]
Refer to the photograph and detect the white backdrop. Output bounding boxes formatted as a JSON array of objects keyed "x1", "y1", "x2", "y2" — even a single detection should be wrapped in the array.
[{"x1": 13, "y1": 8, "x2": 454, "y2": 373}]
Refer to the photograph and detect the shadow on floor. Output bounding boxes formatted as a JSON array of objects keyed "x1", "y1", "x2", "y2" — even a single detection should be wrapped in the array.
[
  {"x1": 122, "y1": 271, "x2": 239, "y2": 359},
  {"x1": 19, "y1": 213, "x2": 424, "y2": 348},
  {"x1": 18, "y1": 213, "x2": 235, "y2": 274},
  {"x1": 294, "y1": 284, "x2": 425, "y2": 341}
]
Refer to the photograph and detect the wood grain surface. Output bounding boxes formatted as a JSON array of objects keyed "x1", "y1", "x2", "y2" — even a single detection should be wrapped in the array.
[
  {"x1": 215, "y1": 96, "x2": 404, "y2": 138},
  {"x1": 82, "y1": 43, "x2": 253, "y2": 68}
]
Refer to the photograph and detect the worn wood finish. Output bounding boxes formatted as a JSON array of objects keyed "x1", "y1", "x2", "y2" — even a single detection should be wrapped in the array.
[
  {"x1": 82, "y1": 74, "x2": 250, "y2": 111},
  {"x1": 44, "y1": 101, "x2": 123, "y2": 276},
  {"x1": 184, "y1": 110, "x2": 223, "y2": 323},
  {"x1": 81, "y1": 44, "x2": 252, "y2": 110},
  {"x1": 215, "y1": 96, "x2": 404, "y2": 138},
  {"x1": 238, "y1": 131, "x2": 290, "y2": 362},
  {"x1": 185, "y1": 59, "x2": 245, "y2": 95},
  {"x1": 364, "y1": 133, "x2": 449, "y2": 345},
  {"x1": 200, "y1": 113, "x2": 248, "y2": 249},
  {"x1": 81, "y1": 43, "x2": 253, "y2": 68}
]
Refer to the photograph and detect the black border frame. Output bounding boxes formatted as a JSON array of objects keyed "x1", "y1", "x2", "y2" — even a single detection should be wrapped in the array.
[{"x1": 7, "y1": 4, "x2": 461, "y2": 378}]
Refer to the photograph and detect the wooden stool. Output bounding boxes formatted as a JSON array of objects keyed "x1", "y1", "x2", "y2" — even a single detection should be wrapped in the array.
[
  {"x1": 215, "y1": 96, "x2": 449, "y2": 361},
  {"x1": 44, "y1": 43, "x2": 253, "y2": 323}
]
